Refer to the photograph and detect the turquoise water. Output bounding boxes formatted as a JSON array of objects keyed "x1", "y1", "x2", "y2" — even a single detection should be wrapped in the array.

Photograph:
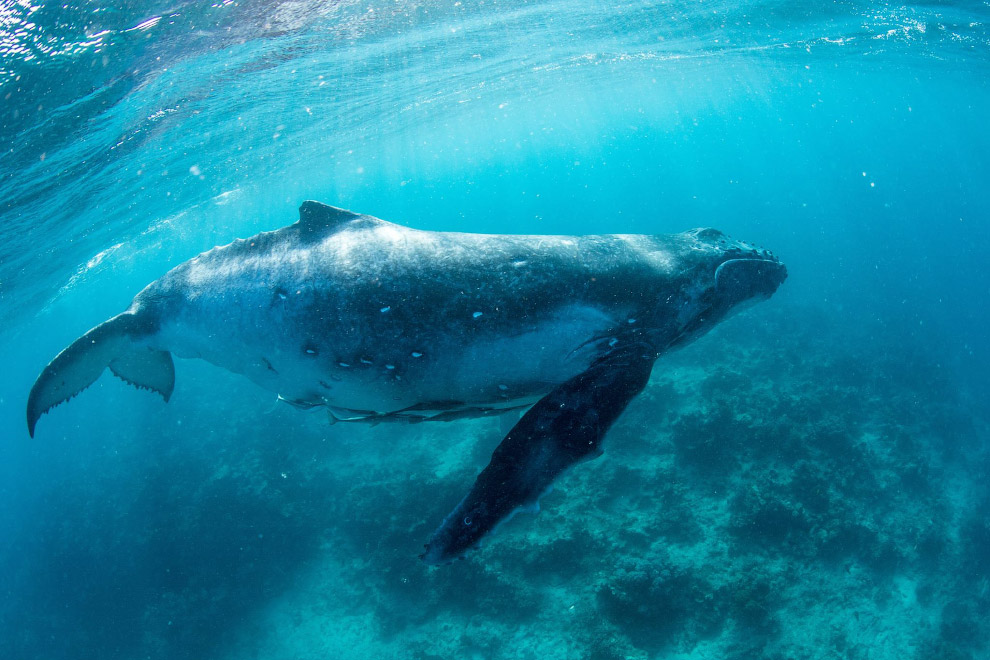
[{"x1": 2, "y1": 1, "x2": 989, "y2": 658}]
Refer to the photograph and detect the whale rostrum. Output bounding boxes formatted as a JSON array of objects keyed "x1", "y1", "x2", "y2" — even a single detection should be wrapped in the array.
[{"x1": 27, "y1": 201, "x2": 787, "y2": 563}]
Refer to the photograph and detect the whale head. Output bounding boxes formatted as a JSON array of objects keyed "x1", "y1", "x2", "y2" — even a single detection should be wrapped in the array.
[{"x1": 659, "y1": 228, "x2": 787, "y2": 348}]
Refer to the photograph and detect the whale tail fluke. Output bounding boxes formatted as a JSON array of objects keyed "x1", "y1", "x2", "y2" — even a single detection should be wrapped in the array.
[{"x1": 27, "y1": 312, "x2": 174, "y2": 437}]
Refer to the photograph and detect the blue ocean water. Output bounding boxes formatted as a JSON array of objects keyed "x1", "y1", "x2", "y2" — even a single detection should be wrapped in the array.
[{"x1": 2, "y1": 1, "x2": 989, "y2": 658}]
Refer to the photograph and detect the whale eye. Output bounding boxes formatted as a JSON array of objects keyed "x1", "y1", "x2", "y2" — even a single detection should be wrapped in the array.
[
  {"x1": 463, "y1": 516, "x2": 473, "y2": 526},
  {"x1": 302, "y1": 343, "x2": 319, "y2": 357}
]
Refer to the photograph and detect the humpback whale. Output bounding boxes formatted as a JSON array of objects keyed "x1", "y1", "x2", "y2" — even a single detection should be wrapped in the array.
[{"x1": 27, "y1": 201, "x2": 786, "y2": 563}]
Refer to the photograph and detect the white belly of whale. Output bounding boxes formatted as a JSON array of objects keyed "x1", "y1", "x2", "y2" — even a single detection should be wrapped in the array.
[{"x1": 157, "y1": 300, "x2": 619, "y2": 418}]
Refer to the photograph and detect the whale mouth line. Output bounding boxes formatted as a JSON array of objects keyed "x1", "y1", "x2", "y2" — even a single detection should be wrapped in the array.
[{"x1": 714, "y1": 257, "x2": 788, "y2": 303}]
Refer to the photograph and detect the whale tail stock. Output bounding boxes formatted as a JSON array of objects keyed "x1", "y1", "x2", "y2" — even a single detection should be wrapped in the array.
[{"x1": 27, "y1": 312, "x2": 174, "y2": 437}]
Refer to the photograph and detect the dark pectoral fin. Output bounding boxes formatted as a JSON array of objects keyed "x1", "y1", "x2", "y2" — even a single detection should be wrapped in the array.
[{"x1": 421, "y1": 344, "x2": 656, "y2": 564}]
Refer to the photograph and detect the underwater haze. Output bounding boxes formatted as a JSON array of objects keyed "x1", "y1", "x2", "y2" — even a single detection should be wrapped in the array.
[{"x1": 2, "y1": 1, "x2": 989, "y2": 658}]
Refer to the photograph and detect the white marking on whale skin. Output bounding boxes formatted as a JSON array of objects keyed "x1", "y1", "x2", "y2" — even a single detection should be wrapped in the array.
[
  {"x1": 184, "y1": 241, "x2": 315, "y2": 288},
  {"x1": 329, "y1": 222, "x2": 431, "y2": 268},
  {"x1": 610, "y1": 234, "x2": 680, "y2": 274}
]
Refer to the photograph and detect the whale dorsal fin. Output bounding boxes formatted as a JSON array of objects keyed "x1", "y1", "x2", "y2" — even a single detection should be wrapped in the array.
[
  {"x1": 295, "y1": 201, "x2": 399, "y2": 243},
  {"x1": 298, "y1": 200, "x2": 363, "y2": 230}
]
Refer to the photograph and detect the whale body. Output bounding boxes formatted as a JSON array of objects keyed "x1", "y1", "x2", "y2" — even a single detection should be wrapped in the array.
[{"x1": 27, "y1": 201, "x2": 786, "y2": 563}]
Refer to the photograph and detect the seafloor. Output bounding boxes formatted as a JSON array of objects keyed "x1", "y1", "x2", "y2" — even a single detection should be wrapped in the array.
[{"x1": 3, "y1": 298, "x2": 988, "y2": 660}]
